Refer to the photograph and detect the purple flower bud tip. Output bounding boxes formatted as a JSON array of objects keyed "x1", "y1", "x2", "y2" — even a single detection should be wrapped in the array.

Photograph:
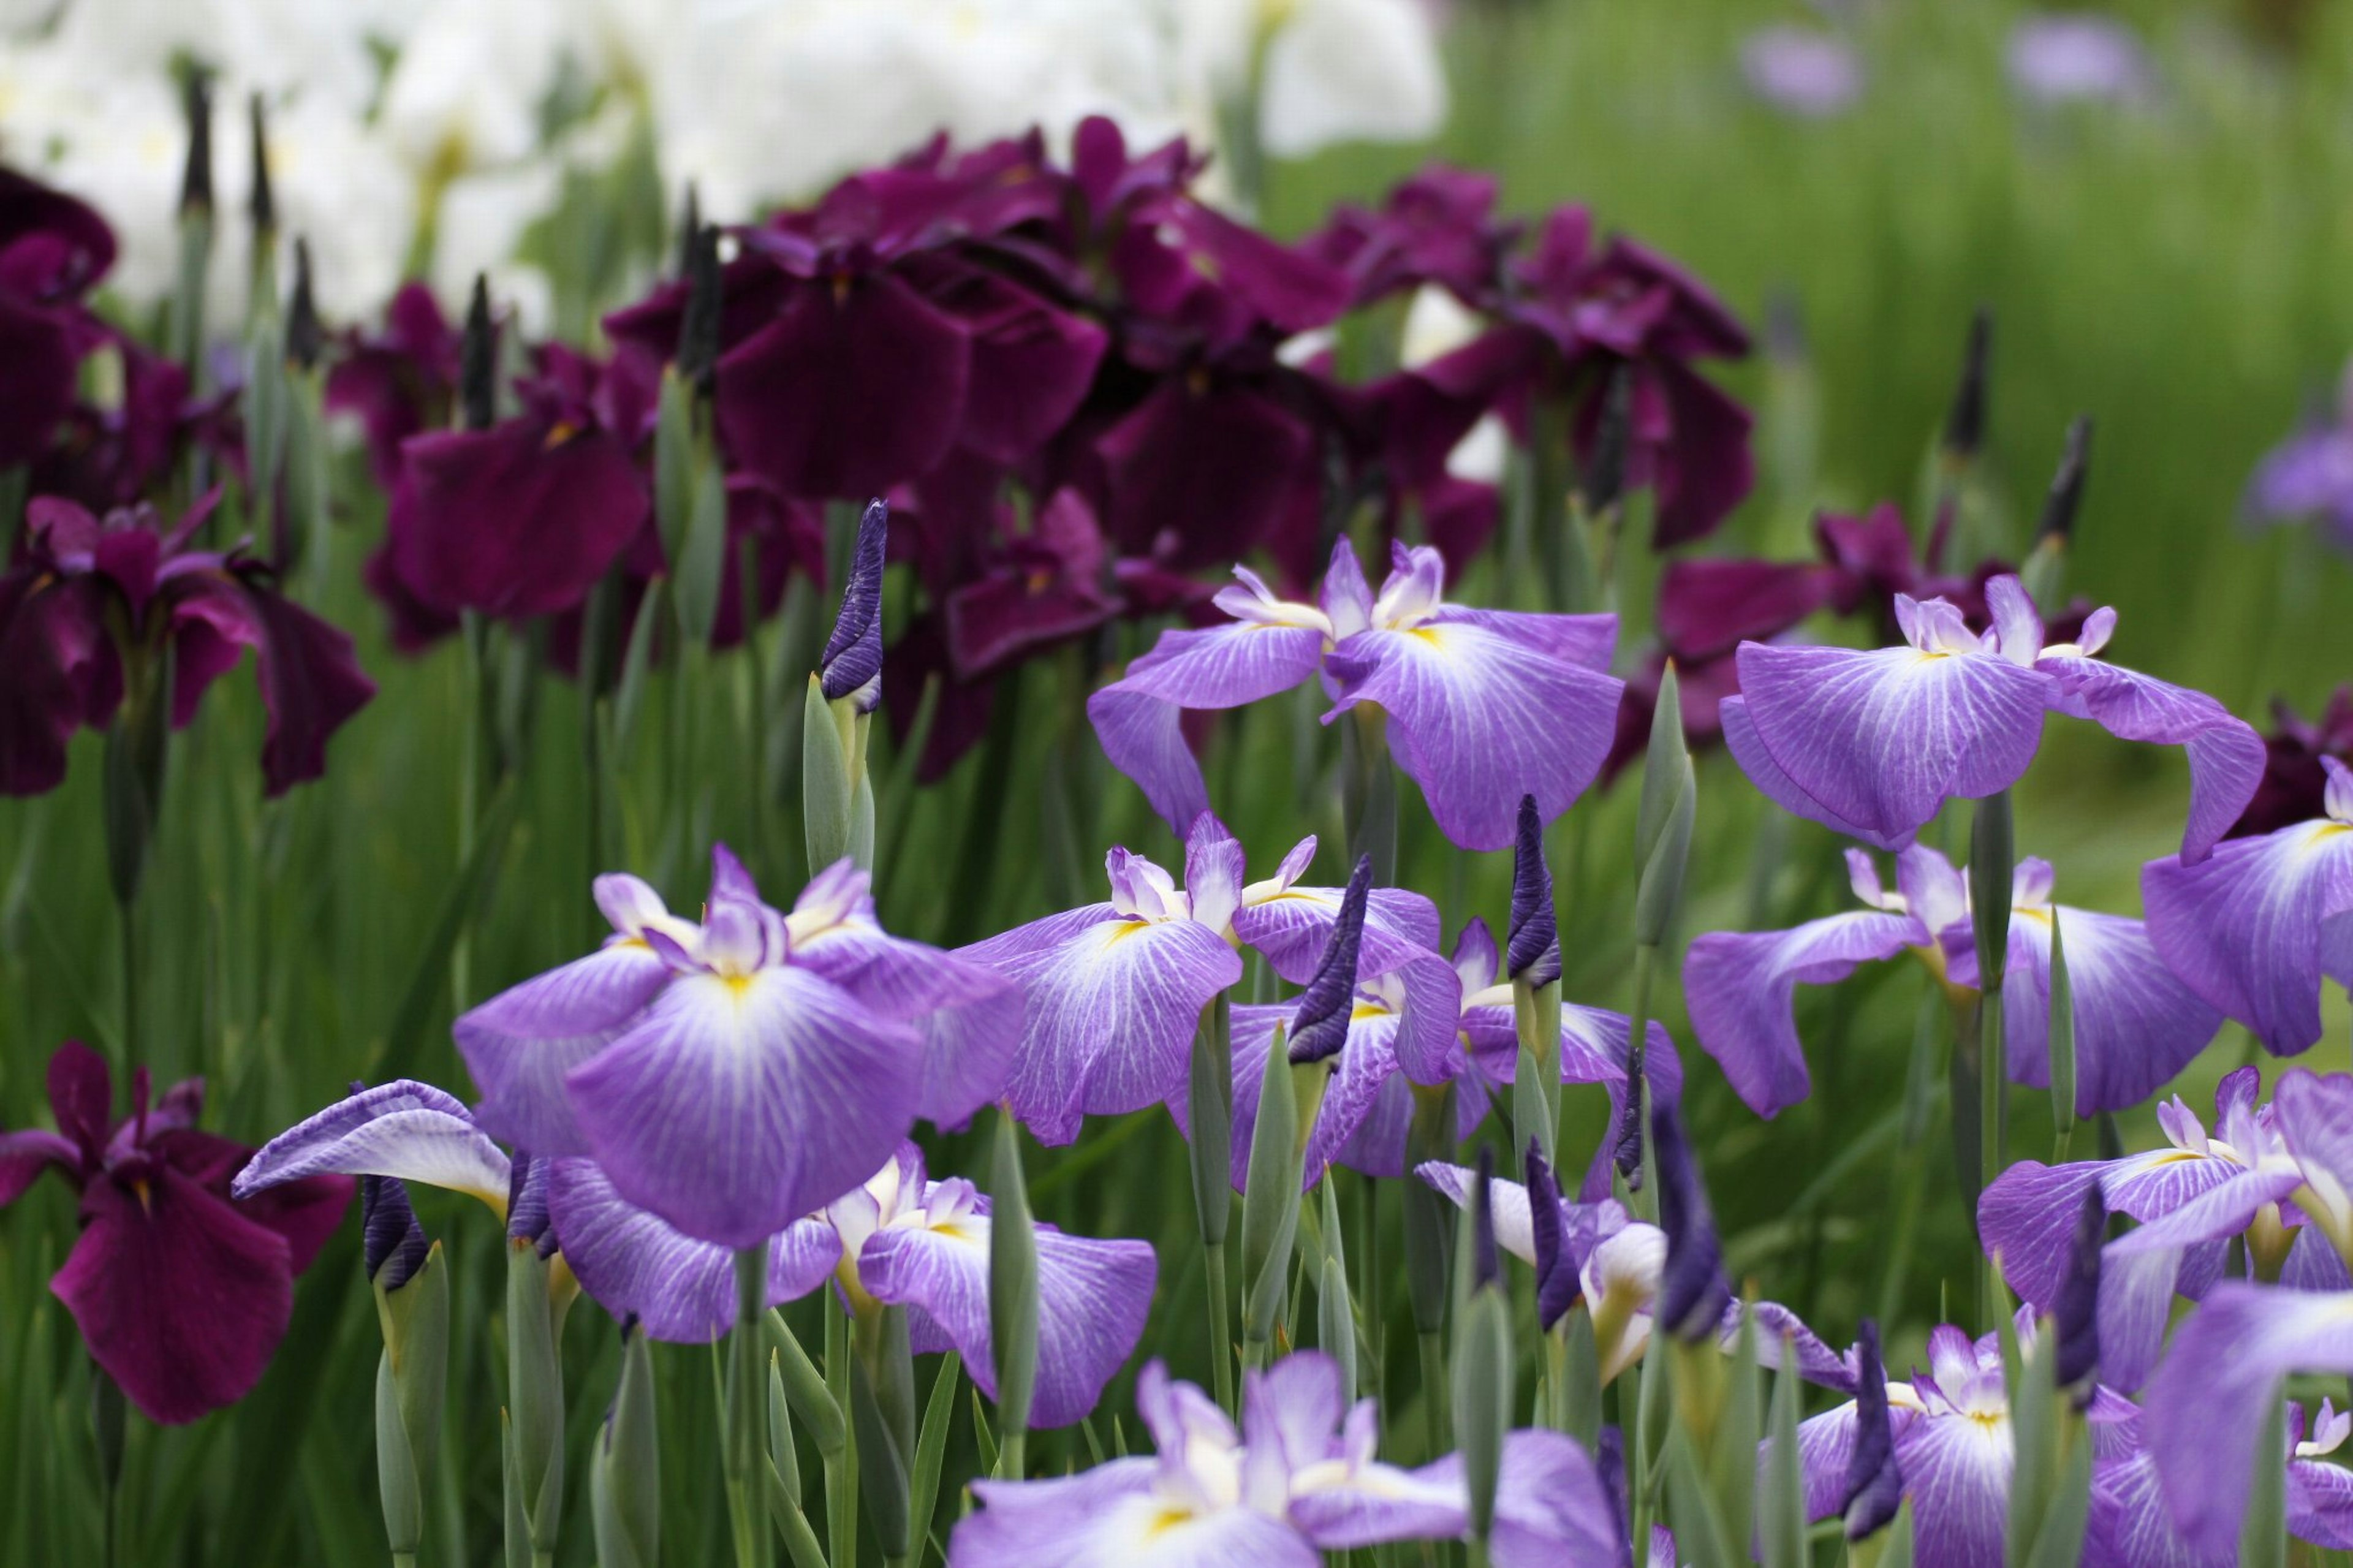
[
  {"x1": 507, "y1": 1151, "x2": 556, "y2": 1256},
  {"x1": 460, "y1": 275, "x2": 496, "y2": 433},
  {"x1": 1524, "y1": 1142, "x2": 1577, "y2": 1330},
  {"x1": 676, "y1": 222, "x2": 722, "y2": 393},
  {"x1": 819, "y1": 499, "x2": 888, "y2": 711},
  {"x1": 1652, "y1": 1100, "x2": 1729, "y2": 1340},
  {"x1": 1287, "y1": 854, "x2": 1373, "y2": 1066},
  {"x1": 1840, "y1": 1317, "x2": 1902, "y2": 1540},
  {"x1": 180, "y1": 70, "x2": 213, "y2": 216},
  {"x1": 287, "y1": 238, "x2": 322, "y2": 371},
  {"x1": 1507, "y1": 794, "x2": 1561, "y2": 988},
  {"x1": 2036, "y1": 415, "x2": 2093, "y2": 543},
  {"x1": 246, "y1": 93, "x2": 274, "y2": 233},
  {"x1": 1470, "y1": 1143, "x2": 1501, "y2": 1293},
  {"x1": 361, "y1": 1175, "x2": 431, "y2": 1292},
  {"x1": 2052, "y1": 1184, "x2": 2104, "y2": 1394},
  {"x1": 1944, "y1": 306, "x2": 1992, "y2": 461}
]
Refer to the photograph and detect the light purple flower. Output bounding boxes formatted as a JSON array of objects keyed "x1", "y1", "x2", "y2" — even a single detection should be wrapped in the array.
[
  {"x1": 1723, "y1": 574, "x2": 2263, "y2": 863},
  {"x1": 2143, "y1": 756, "x2": 2353, "y2": 1056},
  {"x1": 960, "y1": 814, "x2": 1448, "y2": 1146},
  {"x1": 2007, "y1": 14, "x2": 2155, "y2": 107},
  {"x1": 1207, "y1": 919, "x2": 1680, "y2": 1190},
  {"x1": 945, "y1": 1350, "x2": 1620, "y2": 1566},
  {"x1": 233, "y1": 1079, "x2": 516, "y2": 1218},
  {"x1": 2091, "y1": 1399, "x2": 2353, "y2": 1567},
  {"x1": 1686, "y1": 843, "x2": 2219, "y2": 1118},
  {"x1": 549, "y1": 1145, "x2": 1154, "y2": 1428},
  {"x1": 1741, "y1": 28, "x2": 1865, "y2": 118},
  {"x1": 455, "y1": 846, "x2": 1020, "y2": 1248},
  {"x1": 2246, "y1": 368, "x2": 2353, "y2": 553},
  {"x1": 1417, "y1": 1160, "x2": 1663, "y2": 1382},
  {"x1": 1087, "y1": 539, "x2": 1623, "y2": 852}
]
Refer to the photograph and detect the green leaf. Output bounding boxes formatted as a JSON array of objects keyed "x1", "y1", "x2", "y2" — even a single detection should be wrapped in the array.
[
  {"x1": 1188, "y1": 998, "x2": 1235, "y2": 1251},
  {"x1": 988, "y1": 1110, "x2": 1040, "y2": 1470},
  {"x1": 762, "y1": 1311, "x2": 845, "y2": 1456},
  {"x1": 907, "y1": 1352, "x2": 962, "y2": 1566},
  {"x1": 1239, "y1": 1023, "x2": 1304, "y2": 1346},
  {"x1": 2047, "y1": 907, "x2": 2077, "y2": 1153},
  {"x1": 803, "y1": 675, "x2": 855, "y2": 874},
  {"x1": 1761, "y1": 1343, "x2": 1808, "y2": 1568},
  {"x1": 2238, "y1": 1395, "x2": 2289, "y2": 1568},
  {"x1": 376, "y1": 779, "x2": 519, "y2": 1082}
]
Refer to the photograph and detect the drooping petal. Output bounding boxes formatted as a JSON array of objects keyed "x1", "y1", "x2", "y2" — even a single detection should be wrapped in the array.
[
  {"x1": 957, "y1": 916, "x2": 1243, "y2": 1146},
  {"x1": 53, "y1": 1168, "x2": 295, "y2": 1425},
  {"x1": 163, "y1": 573, "x2": 377, "y2": 795},
  {"x1": 1730, "y1": 642, "x2": 2050, "y2": 850},
  {"x1": 1682, "y1": 911, "x2": 1925, "y2": 1115},
  {"x1": 2089, "y1": 1450, "x2": 2230, "y2": 1568},
  {"x1": 455, "y1": 942, "x2": 673, "y2": 1156},
  {"x1": 0, "y1": 1127, "x2": 77, "y2": 1204},
  {"x1": 1981, "y1": 1148, "x2": 2251, "y2": 1310},
  {"x1": 2039, "y1": 654, "x2": 2264, "y2": 865},
  {"x1": 858, "y1": 1215, "x2": 1156, "y2": 1428},
  {"x1": 1086, "y1": 622, "x2": 1327, "y2": 836},
  {"x1": 1415, "y1": 1161, "x2": 1540, "y2": 1266},
  {"x1": 567, "y1": 968, "x2": 922, "y2": 1247},
  {"x1": 2142, "y1": 820, "x2": 2353, "y2": 1056},
  {"x1": 1719, "y1": 694, "x2": 1881, "y2": 844},
  {"x1": 2145, "y1": 1284, "x2": 2353, "y2": 1556},
  {"x1": 1896, "y1": 1406, "x2": 2014, "y2": 1568},
  {"x1": 2273, "y1": 1070, "x2": 2353, "y2": 1247},
  {"x1": 2000, "y1": 906, "x2": 2222, "y2": 1116},
  {"x1": 1226, "y1": 1006, "x2": 1403, "y2": 1190},
  {"x1": 232, "y1": 1080, "x2": 510, "y2": 1211},
  {"x1": 1322, "y1": 610, "x2": 1625, "y2": 852},
  {"x1": 955, "y1": 1460, "x2": 1317, "y2": 1568},
  {"x1": 789, "y1": 922, "x2": 1023, "y2": 1131},
  {"x1": 0, "y1": 574, "x2": 117, "y2": 797}
]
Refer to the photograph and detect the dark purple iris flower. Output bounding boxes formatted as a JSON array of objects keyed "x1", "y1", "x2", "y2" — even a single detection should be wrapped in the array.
[
  {"x1": 325, "y1": 282, "x2": 461, "y2": 491},
  {"x1": 0, "y1": 1042, "x2": 352, "y2": 1425},
  {"x1": 2232, "y1": 687, "x2": 2353, "y2": 840},
  {"x1": 1307, "y1": 166, "x2": 1523, "y2": 309},
  {"x1": 375, "y1": 343, "x2": 656, "y2": 628},
  {"x1": 0, "y1": 168, "x2": 115, "y2": 470},
  {"x1": 0, "y1": 491, "x2": 376, "y2": 797}
]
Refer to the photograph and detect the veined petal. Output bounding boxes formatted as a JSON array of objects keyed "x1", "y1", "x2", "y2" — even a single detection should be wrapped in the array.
[
  {"x1": 1086, "y1": 623, "x2": 1327, "y2": 835},
  {"x1": 1794, "y1": 1401, "x2": 1864, "y2": 1525},
  {"x1": 962, "y1": 917, "x2": 1241, "y2": 1146},
  {"x1": 1415, "y1": 1162, "x2": 1539, "y2": 1265},
  {"x1": 567, "y1": 967, "x2": 922, "y2": 1247},
  {"x1": 1683, "y1": 911, "x2": 1925, "y2": 1116},
  {"x1": 1721, "y1": 695, "x2": 1885, "y2": 845},
  {"x1": 1235, "y1": 885, "x2": 1445, "y2": 987},
  {"x1": 1227, "y1": 1007, "x2": 1403, "y2": 1190},
  {"x1": 2001, "y1": 906, "x2": 2222, "y2": 1115},
  {"x1": 955, "y1": 1463, "x2": 1317, "y2": 1568},
  {"x1": 2039, "y1": 654, "x2": 2264, "y2": 864},
  {"x1": 858, "y1": 1216, "x2": 1155, "y2": 1427},
  {"x1": 455, "y1": 942, "x2": 672, "y2": 1155},
  {"x1": 232, "y1": 1080, "x2": 510, "y2": 1212},
  {"x1": 1896, "y1": 1407, "x2": 2013, "y2": 1568},
  {"x1": 2143, "y1": 820, "x2": 2353, "y2": 1056},
  {"x1": 1322, "y1": 615, "x2": 1624, "y2": 852},
  {"x1": 790, "y1": 922, "x2": 1022, "y2": 1131},
  {"x1": 2146, "y1": 1284, "x2": 2353, "y2": 1555},
  {"x1": 544, "y1": 1157, "x2": 733, "y2": 1342},
  {"x1": 1289, "y1": 1461, "x2": 1466, "y2": 1551},
  {"x1": 2090, "y1": 1450, "x2": 2230, "y2": 1568},
  {"x1": 1732, "y1": 642, "x2": 2050, "y2": 849},
  {"x1": 1982, "y1": 1149, "x2": 2249, "y2": 1309}
]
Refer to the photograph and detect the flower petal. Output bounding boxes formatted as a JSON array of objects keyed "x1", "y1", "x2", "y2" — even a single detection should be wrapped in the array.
[
  {"x1": 567, "y1": 968, "x2": 922, "y2": 1247},
  {"x1": 1683, "y1": 911, "x2": 1925, "y2": 1115},
  {"x1": 956, "y1": 1461, "x2": 1317, "y2": 1568},
  {"x1": 2039, "y1": 654, "x2": 2264, "y2": 864},
  {"x1": 455, "y1": 942, "x2": 673, "y2": 1156},
  {"x1": 232, "y1": 1080, "x2": 510, "y2": 1211},
  {"x1": 2000, "y1": 906, "x2": 2222, "y2": 1115},
  {"x1": 2143, "y1": 820, "x2": 2353, "y2": 1055},
  {"x1": 1896, "y1": 1404, "x2": 2014, "y2": 1568},
  {"x1": 789, "y1": 922, "x2": 1023, "y2": 1131}
]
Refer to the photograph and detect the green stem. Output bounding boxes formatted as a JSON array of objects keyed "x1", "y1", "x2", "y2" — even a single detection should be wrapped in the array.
[
  {"x1": 118, "y1": 893, "x2": 139, "y2": 1072},
  {"x1": 825, "y1": 1306, "x2": 858, "y2": 1568},
  {"x1": 728, "y1": 1245, "x2": 772, "y2": 1568},
  {"x1": 1621, "y1": 944, "x2": 1659, "y2": 1221},
  {"x1": 1417, "y1": 1331, "x2": 1449, "y2": 1461},
  {"x1": 1204, "y1": 1240, "x2": 1234, "y2": 1418},
  {"x1": 1977, "y1": 985, "x2": 2006, "y2": 1330}
]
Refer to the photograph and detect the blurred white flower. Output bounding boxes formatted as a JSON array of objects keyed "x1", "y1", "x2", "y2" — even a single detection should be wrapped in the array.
[
  {"x1": 1400, "y1": 282, "x2": 1504, "y2": 485},
  {"x1": 1257, "y1": 0, "x2": 1448, "y2": 159}
]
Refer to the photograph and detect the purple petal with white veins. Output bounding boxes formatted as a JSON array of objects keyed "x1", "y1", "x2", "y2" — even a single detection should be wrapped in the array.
[
  {"x1": 1683, "y1": 911, "x2": 1925, "y2": 1115},
  {"x1": 1226, "y1": 1007, "x2": 1402, "y2": 1190},
  {"x1": 956, "y1": 1461, "x2": 1316, "y2": 1568},
  {"x1": 2000, "y1": 906, "x2": 2222, "y2": 1115},
  {"x1": 455, "y1": 941, "x2": 672, "y2": 1155},
  {"x1": 1086, "y1": 622, "x2": 1327, "y2": 834},
  {"x1": 2038, "y1": 654, "x2": 2264, "y2": 865},
  {"x1": 567, "y1": 967, "x2": 922, "y2": 1246},
  {"x1": 1982, "y1": 1148, "x2": 2249, "y2": 1309},
  {"x1": 1287, "y1": 1459, "x2": 1467, "y2": 1551},
  {"x1": 1794, "y1": 1402, "x2": 1865, "y2": 1523},
  {"x1": 232, "y1": 1080, "x2": 512, "y2": 1208},
  {"x1": 2287, "y1": 1227, "x2": 2353, "y2": 1292},
  {"x1": 1731, "y1": 640, "x2": 2050, "y2": 850},
  {"x1": 1184, "y1": 814, "x2": 1248, "y2": 938},
  {"x1": 2146, "y1": 1283, "x2": 2353, "y2": 1555},
  {"x1": 789, "y1": 922, "x2": 1023, "y2": 1130},
  {"x1": 1721, "y1": 695, "x2": 1885, "y2": 844},
  {"x1": 858, "y1": 1214, "x2": 1154, "y2": 1427},
  {"x1": 1322, "y1": 610, "x2": 1624, "y2": 852},
  {"x1": 2275, "y1": 1070, "x2": 2353, "y2": 1221},
  {"x1": 2291, "y1": 1453, "x2": 2353, "y2": 1550},
  {"x1": 2097, "y1": 1242, "x2": 2194, "y2": 1393},
  {"x1": 958, "y1": 915, "x2": 1241, "y2": 1145},
  {"x1": 2143, "y1": 821, "x2": 2353, "y2": 1055},
  {"x1": 1896, "y1": 1405, "x2": 2013, "y2": 1568},
  {"x1": 2090, "y1": 1450, "x2": 2230, "y2": 1568}
]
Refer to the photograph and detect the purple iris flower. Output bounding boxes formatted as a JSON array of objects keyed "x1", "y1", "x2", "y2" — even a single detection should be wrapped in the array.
[
  {"x1": 377, "y1": 343, "x2": 655, "y2": 627},
  {"x1": 1741, "y1": 28, "x2": 1866, "y2": 118},
  {"x1": 960, "y1": 812, "x2": 1447, "y2": 1146},
  {"x1": 2007, "y1": 14, "x2": 2156, "y2": 107},
  {"x1": 1687, "y1": 842, "x2": 2219, "y2": 1118},
  {"x1": 548, "y1": 1143, "x2": 1153, "y2": 1427},
  {"x1": 325, "y1": 282, "x2": 461, "y2": 490},
  {"x1": 0, "y1": 491, "x2": 377, "y2": 797},
  {"x1": 1, "y1": 1043, "x2": 352, "y2": 1425},
  {"x1": 1086, "y1": 539, "x2": 1623, "y2": 852},
  {"x1": 1980, "y1": 1067, "x2": 2353, "y2": 1395},
  {"x1": 947, "y1": 1350, "x2": 1621, "y2": 1566},
  {"x1": 2246, "y1": 368, "x2": 2353, "y2": 555},
  {"x1": 2143, "y1": 756, "x2": 2353, "y2": 1055},
  {"x1": 0, "y1": 168, "x2": 115, "y2": 469},
  {"x1": 1305, "y1": 166, "x2": 1523, "y2": 308},
  {"x1": 1417, "y1": 1159, "x2": 1665, "y2": 1382},
  {"x1": 1722, "y1": 574, "x2": 2264, "y2": 863},
  {"x1": 2091, "y1": 1397, "x2": 2353, "y2": 1567},
  {"x1": 2234, "y1": 687, "x2": 2353, "y2": 839},
  {"x1": 235, "y1": 1078, "x2": 523, "y2": 1222},
  {"x1": 453, "y1": 847, "x2": 1020, "y2": 1248},
  {"x1": 1779, "y1": 1309, "x2": 2137, "y2": 1568}
]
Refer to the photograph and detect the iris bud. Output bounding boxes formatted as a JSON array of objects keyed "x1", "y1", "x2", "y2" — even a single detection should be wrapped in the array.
[
  {"x1": 1452, "y1": 1145, "x2": 1512, "y2": 1547},
  {"x1": 366, "y1": 1177, "x2": 449, "y2": 1566},
  {"x1": 590, "y1": 1320, "x2": 659, "y2": 1568}
]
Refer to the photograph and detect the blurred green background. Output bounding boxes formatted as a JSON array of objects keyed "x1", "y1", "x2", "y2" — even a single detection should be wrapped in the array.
[{"x1": 8, "y1": 1, "x2": 2353, "y2": 1561}]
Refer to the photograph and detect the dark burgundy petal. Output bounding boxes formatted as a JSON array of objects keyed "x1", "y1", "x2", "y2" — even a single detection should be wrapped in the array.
[
  {"x1": 1095, "y1": 377, "x2": 1313, "y2": 569},
  {"x1": 0, "y1": 1128, "x2": 78, "y2": 1203},
  {"x1": 46, "y1": 1041, "x2": 113, "y2": 1162},
  {"x1": 1168, "y1": 202, "x2": 1352, "y2": 334},
  {"x1": 1813, "y1": 503, "x2": 1920, "y2": 606},
  {"x1": 901, "y1": 257, "x2": 1107, "y2": 463},
  {"x1": 391, "y1": 420, "x2": 651, "y2": 619},
  {"x1": 53, "y1": 1166, "x2": 295, "y2": 1425},
  {"x1": 165, "y1": 572, "x2": 376, "y2": 795},
  {"x1": 1590, "y1": 237, "x2": 1752, "y2": 360},
  {"x1": 715, "y1": 270, "x2": 972, "y2": 500},
  {"x1": 1630, "y1": 357, "x2": 1755, "y2": 549},
  {"x1": 1414, "y1": 476, "x2": 1500, "y2": 580},
  {"x1": 1654, "y1": 558, "x2": 1835, "y2": 662},
  {"x1": 362, "y1": 534, "x2": 461, "y2": 654},
  {"x1": 0, "y1": 168, "x2": 116, "y2": 295},
  {"x1": 0, "y1": 572, "x2": 118, "y2": 796},
  {"x1": 223, "y1": 1166, "x2": 352, "y2": 1277},
  {"x1": 0, "y1": 292, "x2": 81, "y2": 468}
]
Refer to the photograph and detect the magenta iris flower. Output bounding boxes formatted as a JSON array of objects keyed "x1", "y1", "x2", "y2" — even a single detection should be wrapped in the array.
[
  {"x1": 548, "y1": 1145, "x2": 1153, "y2": 1427},
  {"x1": 0, "y1": 491, "x2": 376, "y2": 797},
  {"x1": 325, "y1": 282, "x2": 460, "y2": 490},
  {"x1": 454, "y1": 847, "x2": 1020, "y2": 1248},
  {"x1": 960, "y1": 813, "x2": 1448, "y2": 1145},
  {"x1": 0, "y1": 169, "x2": 115, "y2": 469},
  {"x1": 1086, "y1": 540, "x2": 1621, "y2": 852},
  {"x1": 947, "y1": 1350, "x2": 1621, "y2": 1566},
  {"x1": 2143, "y1": 756, "x2": 2353, "y2": 1056},
  {"x1": 1686, "y1": 843, "x2": 2218, "y2": 1118},
  {"x1": 1, "y1": 1043, "x2": 352, "y2": 1425},
  {"x1": 1722, "y1": 574, "x2": 2263, "y2": 863}
]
